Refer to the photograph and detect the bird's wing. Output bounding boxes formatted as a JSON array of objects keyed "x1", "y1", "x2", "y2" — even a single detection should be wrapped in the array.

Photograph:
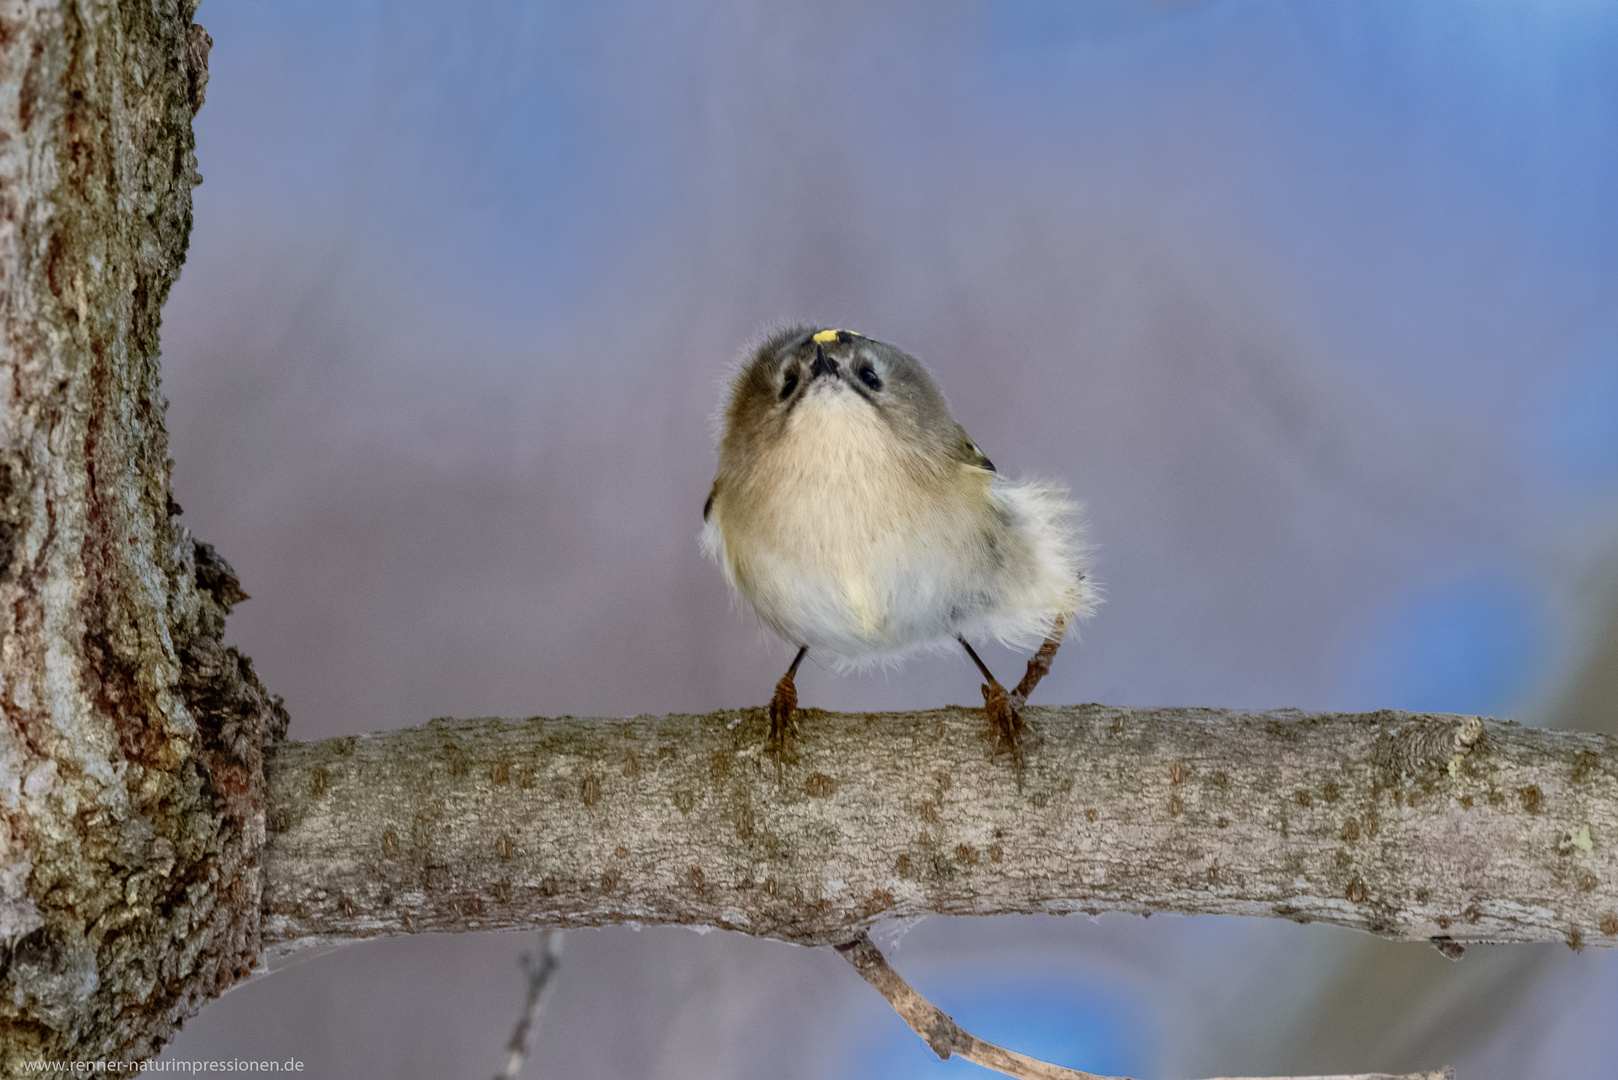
[{"x1": 952, "y1": 425, "x2": 997, "y2": 474}]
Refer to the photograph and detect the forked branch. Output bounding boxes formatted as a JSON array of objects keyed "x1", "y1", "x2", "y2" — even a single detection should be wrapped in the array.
[
  {"x1": 493, "y1": 930, "x2": 565, "y2": 1080},
  {"x1": 836, "y1": 931, "x2": 1452, "y2": 1080}
]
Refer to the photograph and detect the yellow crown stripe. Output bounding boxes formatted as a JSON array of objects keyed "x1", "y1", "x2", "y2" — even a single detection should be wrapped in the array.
[{"x1": 812, "y1": 328, "x2": 864, "y2": 344}]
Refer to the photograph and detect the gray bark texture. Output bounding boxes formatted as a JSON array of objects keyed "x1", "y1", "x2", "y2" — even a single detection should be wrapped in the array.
[
  {"x1": 263, "y1": 706, "x2": 1617, "y2": 955},
  {"x1": 0, "y1": 0, "x2": 285, "y2": 1067}
]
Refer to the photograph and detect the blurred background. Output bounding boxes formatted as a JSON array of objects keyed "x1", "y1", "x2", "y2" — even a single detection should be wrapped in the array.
[{"x1": 159, "y1": 0, "x2": 1618, "y2": 1076}]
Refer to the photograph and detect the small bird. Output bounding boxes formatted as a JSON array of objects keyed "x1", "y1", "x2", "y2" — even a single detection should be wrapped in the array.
[{"x1": 702, "y1": 327, "x2": 1092, "y2": 758}]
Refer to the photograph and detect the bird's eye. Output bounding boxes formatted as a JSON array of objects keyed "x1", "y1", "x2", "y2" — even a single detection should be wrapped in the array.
[
  {"x1": 779, "y1": 371, "x2": 799, "y2": 400},
  {"x1": 857, "y1": 364, "x2": 882, "y2": 392}
]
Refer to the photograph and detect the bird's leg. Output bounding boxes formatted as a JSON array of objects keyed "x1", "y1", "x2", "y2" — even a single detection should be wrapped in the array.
[
  {"x1": 1008, "y1": 612, "x2": 1071, "y2": 713},
  {"x1": 768, "y1": 646, "x2": 808, "y2": 760},
  {"x1": 957, "y1": 636, "x2": 1023, "y2": 758}
]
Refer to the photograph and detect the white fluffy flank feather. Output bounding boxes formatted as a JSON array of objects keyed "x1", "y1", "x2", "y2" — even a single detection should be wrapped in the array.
[{"x1": 961, "y1": 476, "x2": 1096, "y2": 652}]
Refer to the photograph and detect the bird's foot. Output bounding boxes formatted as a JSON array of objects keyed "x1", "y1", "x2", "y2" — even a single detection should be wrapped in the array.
[
  {"x1": 768, "y1": 672, "x2": 799, "y2": 762},
  {"x1": 981, "y1": 679, "x2": 1024, "y2": 761}
]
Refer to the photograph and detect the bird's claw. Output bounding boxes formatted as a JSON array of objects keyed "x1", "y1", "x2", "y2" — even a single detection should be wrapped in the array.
[
  {"x1": 981, "y1": 679, "x2": 1023, "y2": 759},
  {"x1": 768, "y1": 672, "x2": 799, "y2": 762}
]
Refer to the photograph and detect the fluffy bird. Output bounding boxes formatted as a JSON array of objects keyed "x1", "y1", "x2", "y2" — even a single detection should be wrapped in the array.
[{"x1": 702, "y1": 327, "x2": 1092, "y2": 755}]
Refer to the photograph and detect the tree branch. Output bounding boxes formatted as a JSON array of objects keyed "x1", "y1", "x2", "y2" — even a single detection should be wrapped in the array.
[
  {"x1": 493, "y1": 929, "x2": 564, "y2": 1080},
  {"x1": 261, "y1": 705, "x2": 1618, "y2": 954},
  {"x1": 836, "y1": 931, "x2": 1451, "y2": 1080}
]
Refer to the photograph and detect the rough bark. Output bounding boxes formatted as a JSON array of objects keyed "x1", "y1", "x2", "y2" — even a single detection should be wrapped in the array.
[
  {"x1": 262, "y1": 706, "x2": 1617, "y2": 954},
  {"x1": 0, "y1": 0, "x2": 284, "y2": 1067}
]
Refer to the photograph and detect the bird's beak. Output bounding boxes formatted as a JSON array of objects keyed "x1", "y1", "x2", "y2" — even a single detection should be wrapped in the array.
[{"x1": 809, "y1": 342, "x2": 839, "y2": 381}]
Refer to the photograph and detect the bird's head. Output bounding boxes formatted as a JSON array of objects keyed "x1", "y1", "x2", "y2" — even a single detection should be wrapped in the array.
[{"x1": 718, "y1": 326, "x2": 955, "y2": 466}]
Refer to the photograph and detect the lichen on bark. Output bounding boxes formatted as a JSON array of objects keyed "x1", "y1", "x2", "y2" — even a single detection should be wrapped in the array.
[{"x1": 0, "y1": 0, "x2": 284, "y2": 1065}]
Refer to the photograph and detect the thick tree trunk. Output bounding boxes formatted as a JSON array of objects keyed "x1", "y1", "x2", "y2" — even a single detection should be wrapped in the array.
[
  {"x1": 262, "y1": 706, "x2": 1617, "y2": 955},
  {"x1": 0, "y1": 0, "x2": 284, "y2": 1067}
]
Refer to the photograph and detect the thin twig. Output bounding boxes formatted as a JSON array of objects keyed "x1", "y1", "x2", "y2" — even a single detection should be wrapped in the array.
[
  {"x1": 834, "y1": 932, "x2": 1451, "y2": 1080},
  {"x1": 493, "y1": 929, "x2": 565, "y2": 1080}
]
